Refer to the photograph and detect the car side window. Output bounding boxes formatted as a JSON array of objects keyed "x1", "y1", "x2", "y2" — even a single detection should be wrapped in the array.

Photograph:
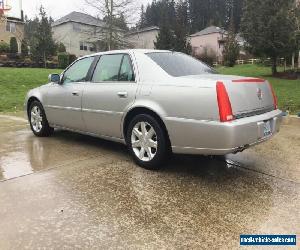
[
  {"x1": 92, "y1": 54, "x2": 135, "y2": 82},
  {"x1": 119, "y1": 55, "x2": 135, "y2": 81},
  {"x1": 62, "y1": 57, "x2": 94, "y2": 84}
]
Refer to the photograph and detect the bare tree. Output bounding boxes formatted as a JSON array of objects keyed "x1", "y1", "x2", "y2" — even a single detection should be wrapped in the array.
[{"x1": 84, "y1": 0, "x2": 136, "y2": 50}]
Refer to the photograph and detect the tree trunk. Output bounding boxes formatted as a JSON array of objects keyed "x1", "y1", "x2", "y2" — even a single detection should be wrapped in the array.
[
  {"x1": 108, "y1": 0, "x2": 113, "y2": 51},
  {"x1": 271, "y1": 56, "x2": 277, "y2": 76},
  {"x1": 292, "y1": 52, "x2": 295, "y2": 70},
  {"x1": 44, "y1": 52, "x2": 46, "y2": 68},
  {"x1": 298, "y1": 50, "x2": 300, "y2": 69}
]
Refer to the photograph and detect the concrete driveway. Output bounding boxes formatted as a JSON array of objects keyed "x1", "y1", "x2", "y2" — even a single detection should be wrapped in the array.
[{"x1": 0, "y1": 115, "x2": 299, "y2": 249}]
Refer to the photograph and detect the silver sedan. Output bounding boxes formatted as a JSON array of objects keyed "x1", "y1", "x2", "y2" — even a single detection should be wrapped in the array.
[{"x1": 25, "y1": 50, "x2": 282, "y2": 169}]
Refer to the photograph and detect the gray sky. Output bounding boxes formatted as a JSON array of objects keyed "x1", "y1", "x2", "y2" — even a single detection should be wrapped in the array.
[{"x1": 23, "y1": 0, "x2": 152, "y2": 22}]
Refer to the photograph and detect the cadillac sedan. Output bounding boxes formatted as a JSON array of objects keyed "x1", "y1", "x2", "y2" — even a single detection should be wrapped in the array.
[{"x1": 25, "y1": 50, "x2": 282, "y2": 169}]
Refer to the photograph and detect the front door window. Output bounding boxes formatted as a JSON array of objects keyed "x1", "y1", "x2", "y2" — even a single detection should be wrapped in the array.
[{"x1": 62, "y1": 57, "x2": 94, "y2": 84}]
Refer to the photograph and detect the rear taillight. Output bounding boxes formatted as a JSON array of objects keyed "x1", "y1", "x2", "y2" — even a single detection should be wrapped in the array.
[
  {"x1": 268, "y1": 82, "x2": 278, "y2": 109},
  {"x1": 216, "y1": 81, "x2": 234, "y2": 122}
]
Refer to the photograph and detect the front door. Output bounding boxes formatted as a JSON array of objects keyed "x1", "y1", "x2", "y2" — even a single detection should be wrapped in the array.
[
  {"x1": 45, "y1": 56, "x2": 95, "y2": 130},
  {"x1": 82, "y1": 53, "x2": 138, "y2": 139}
]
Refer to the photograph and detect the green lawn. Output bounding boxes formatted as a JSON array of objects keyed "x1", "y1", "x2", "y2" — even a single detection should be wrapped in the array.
[
  {"x1": 0, "y1": 67, "x2": 61, "y2": 112},
  {"x1": 0, "y1": 65, "x2": 299, "y2": 114},
  {"x1": 218, "y1": 64, "x2": 300, "y2": 114}
]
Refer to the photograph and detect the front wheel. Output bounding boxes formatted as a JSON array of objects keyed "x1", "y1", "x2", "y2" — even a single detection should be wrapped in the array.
[
  {"x1": 126, "y1": 114, "x2": 169, "y2": 170},
  {"x1": 29, "y1": 101, "x2": 54, "y2": 137}
]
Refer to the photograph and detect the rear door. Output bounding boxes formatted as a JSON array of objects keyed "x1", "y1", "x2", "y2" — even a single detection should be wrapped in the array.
[
  {"x1": 45, "y1": 56, "x2": 95, "y2": 130},
  {"x1": 82, "y1": 53, "x2": 138, "y2": 139}
]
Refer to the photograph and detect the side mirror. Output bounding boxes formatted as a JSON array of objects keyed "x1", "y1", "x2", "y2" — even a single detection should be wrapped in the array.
[{"x1": 48, "y1": 74, "x2": 61, "y2": 84}]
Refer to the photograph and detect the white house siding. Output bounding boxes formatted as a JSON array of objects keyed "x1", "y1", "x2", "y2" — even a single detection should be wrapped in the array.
[
  {"x1": 190, "y1": 32, "x2": 225, "y2": 60},
  {"x1": 52, "y1": 22, "x2": 97, "y2": 57},
  {"x1": 126, "y1": 29, "x2": 159, "y2": 49}
]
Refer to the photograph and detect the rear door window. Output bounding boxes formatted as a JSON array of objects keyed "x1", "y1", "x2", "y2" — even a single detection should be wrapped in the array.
[{"x1": 92, "y1": 54, "x2": 135, "y2": 82}]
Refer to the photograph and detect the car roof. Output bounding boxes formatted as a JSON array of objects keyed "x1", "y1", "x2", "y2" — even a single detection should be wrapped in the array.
[{"x1": 81, "y1": 49, "x2": 171, "y2": 59}]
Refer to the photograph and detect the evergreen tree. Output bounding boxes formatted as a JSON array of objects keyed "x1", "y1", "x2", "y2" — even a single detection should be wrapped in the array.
[
  {"x1": 21, "y1": 39, "x2": 29, "y2": 57},
  {"x1": 241, "y1": 0, "x2": 295, "y2": 74},
  {"x1": 223, "y1": 13, "x2": 240, "y2": 66},
  {"x1": 35, "y1": 6, "x2": 56, "y2": 67},
  {"x1": 154, "y1": 24, "x2": 174, "y2": 50},
  {"x1": 139, "y1": 5, "x2": 147, "y2": 28},
  {"x1": 174, "y1": 0, "x2": 191, "y2": 53},
  {"x1": 10, "y1": 37, "x2": 18, "y2": 54},
  {"x1": 25, "y1": 7, "x2": 56, "y2": 67},
  {"x1": 57, "y1": 42, "x2": 66, "y2": 53}
]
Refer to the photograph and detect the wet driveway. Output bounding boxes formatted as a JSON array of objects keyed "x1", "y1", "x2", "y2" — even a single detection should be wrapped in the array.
[{"x1": 0, "y1": 115, "x2": 299, "y2": 249}]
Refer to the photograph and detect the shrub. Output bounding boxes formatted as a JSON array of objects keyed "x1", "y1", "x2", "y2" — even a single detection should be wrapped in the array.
[
  {"x1": 69, "y1": 54, "x2": 77, "y2": 64},
  {"x1": 58, "y1": 53, "x2": 69, "y2": 69},
  {"x1": 21, "y1": 40, "x2": 29, "y2": 57},
  {"x1": 0, "y1": 41, "x2": 10, "y2": 53},
  {"x1": 57, "y1": 42, "x2": 66, "y2": 53},
  {"x1": 10, "y1": 37, "x2": 18, "y2": 54},
  {"x1": 0, "y1": 54, "x2": 8, "y2": 61},
  {"x1": 58, "y1": 53, "x2": 77, "y2": 69}
]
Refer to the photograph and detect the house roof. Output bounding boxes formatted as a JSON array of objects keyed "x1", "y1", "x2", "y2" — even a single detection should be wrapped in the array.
[
  {"x1": 52, "y1": 11, "x2": 105, "y2": 27},
  {"x1": 125, "y1": 26, "x2": 160, "y2": 36},
  {"x1": 190, "y1": 26, "x2": 226, "y2": 37}
]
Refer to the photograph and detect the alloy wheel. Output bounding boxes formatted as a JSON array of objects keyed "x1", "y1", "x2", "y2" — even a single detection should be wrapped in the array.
[
  {"x1": 131, "y1": 122, "x2": 158, "y2": 162},
  {"x1": 30, "y1": 106, "x2": 43, "y2": 133}
]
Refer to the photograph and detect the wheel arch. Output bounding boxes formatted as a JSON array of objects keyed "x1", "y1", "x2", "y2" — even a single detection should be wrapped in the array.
[
  {"x1": 122, "y1": 106, "x2": 171, "y2": 148},
  {"x1": 27, "y1": 96, "x2": 42, "y2": 117}
]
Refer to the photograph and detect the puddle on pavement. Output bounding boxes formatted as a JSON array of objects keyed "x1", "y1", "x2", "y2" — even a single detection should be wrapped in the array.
[
  {"x1": 0, "y1": 152, "x2": 34, "y2": 180},
  {"x1": 0, "y1": 115, "x2": 299, "y2": 183}
]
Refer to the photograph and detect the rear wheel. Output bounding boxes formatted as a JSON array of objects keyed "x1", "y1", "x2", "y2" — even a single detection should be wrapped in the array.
[
  {"x1": 29, "y1": 101, "x2": 54, "y2": 137},
  {"x1": 126, "y1": 114, "x2": 169, "y2": 170}
]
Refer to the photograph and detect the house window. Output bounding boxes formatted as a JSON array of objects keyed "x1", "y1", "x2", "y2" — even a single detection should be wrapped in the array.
[
  {"x1": 80, "y1": 42, "x2": 88, "y2": 51},
  {"x1": 73, "y1": 23, "x2": 81, "y2": 32},
  {"x1": 6, "y1": 22, "x2": 16, "y2": 33}
]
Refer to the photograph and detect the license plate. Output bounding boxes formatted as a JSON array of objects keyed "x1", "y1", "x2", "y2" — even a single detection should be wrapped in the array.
[{"x1": 263, "y1": 121, "x2": 272, "y2": 137}]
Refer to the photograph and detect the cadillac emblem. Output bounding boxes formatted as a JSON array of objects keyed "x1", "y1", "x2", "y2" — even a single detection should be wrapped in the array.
[{"x1": 257, "y1": 88, "x2": 263, "y2": 100}]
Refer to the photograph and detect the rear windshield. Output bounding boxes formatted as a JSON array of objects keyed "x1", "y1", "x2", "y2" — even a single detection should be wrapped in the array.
[{"x1": 146, "y1": 52, "x2": 216, "y2": 77}]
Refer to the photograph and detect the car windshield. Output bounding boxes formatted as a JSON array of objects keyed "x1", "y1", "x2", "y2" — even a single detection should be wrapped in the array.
[{"x1": 146, "y1": 52, "x2": 217, "y2": 77}]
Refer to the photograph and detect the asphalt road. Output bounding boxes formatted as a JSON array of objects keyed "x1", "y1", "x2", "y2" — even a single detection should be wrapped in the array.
[{"x1": 0, "y1": 115, "x2": 299, "y2": 249}]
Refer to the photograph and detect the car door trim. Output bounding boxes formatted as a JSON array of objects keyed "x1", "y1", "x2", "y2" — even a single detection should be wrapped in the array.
[
  {"x1": 82, "y1": 108, "x2": 124, "y2": 115},
  {"x1": 46, "y1": 105, "x2": 81, "y2": 112}
]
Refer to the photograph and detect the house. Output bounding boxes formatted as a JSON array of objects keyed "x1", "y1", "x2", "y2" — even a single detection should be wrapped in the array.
[
  {"x1": 0, "y1": 0, "x2": 24, "y2": 53},
  {"x1": 189, "y1": 26, "x2": 226, "y2": 61},
  {"x1": 52, "y1": 12, "x2": 106, "y2": 57},
  {"x1": 125, "y1": 26, "x2": 160, "y2": 49}
]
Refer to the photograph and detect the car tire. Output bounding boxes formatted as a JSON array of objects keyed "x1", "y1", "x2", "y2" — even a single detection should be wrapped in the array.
[
  {"x1": 29, "y1": 101, "x2": 54, "y2": 137},
  {"x1": 126, "y1": 114, "x2": 169, "y2": 170}
]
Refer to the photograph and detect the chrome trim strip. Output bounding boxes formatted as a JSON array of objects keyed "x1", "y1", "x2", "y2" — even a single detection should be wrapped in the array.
[
  {"x1": 46, "y1": 105, "x2": 81, "y2": 112},
  {"x1": 235, "y1": 107, "x2": 275, "y2": 119},
  {"x1": 82, "y1": 108, "x2": 124, "y2": 115},
  {"x1": 46, "y1": 105, "x2": 124, "y2": 115},
  {"x1": 165, "y1": 116, "x2": 215, "y2": 123}
]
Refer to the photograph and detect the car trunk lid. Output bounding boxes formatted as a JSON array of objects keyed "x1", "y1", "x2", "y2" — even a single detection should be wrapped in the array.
[
  {"x1": 223, "y1": 77, "x2": 275, "y2": 118},
  {"x1": 181, "y1": 74, "x2": 276, "y2": 119}
]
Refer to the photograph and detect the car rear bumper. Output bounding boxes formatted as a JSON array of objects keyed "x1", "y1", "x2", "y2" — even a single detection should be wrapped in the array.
[{"x1": 165, "y1": 109, "x2": 283, "y2": 155}]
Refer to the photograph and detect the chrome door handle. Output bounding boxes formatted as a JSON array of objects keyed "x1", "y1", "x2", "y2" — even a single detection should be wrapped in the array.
[
  {"x1": 72, "y1": 92, "x2": 80, "y2": 96},
  {"x1": 117, "y1": 92, "x2": 128, "y2": 98}
]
